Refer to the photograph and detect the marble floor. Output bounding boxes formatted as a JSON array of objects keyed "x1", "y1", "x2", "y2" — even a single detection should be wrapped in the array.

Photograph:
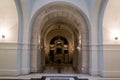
[
  {"x1": 0, "y1": 73, "x2": 120, "y2": 80},
  {"x1": 43, "y1": 65, "x2": 76, "y2": 74},
  {"x1": 0, "y1": 66, "x2": 120, "y2": 80}
]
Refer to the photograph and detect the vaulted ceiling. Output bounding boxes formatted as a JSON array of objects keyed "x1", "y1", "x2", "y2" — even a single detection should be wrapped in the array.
[{"x1": 0, "y1": 0, "x2": 120, "y2": 44}]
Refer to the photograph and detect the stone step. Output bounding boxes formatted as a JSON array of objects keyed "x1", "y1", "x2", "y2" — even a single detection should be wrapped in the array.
[{"x1": 31, "y1": 76, "x2": 88, "y2": 80}]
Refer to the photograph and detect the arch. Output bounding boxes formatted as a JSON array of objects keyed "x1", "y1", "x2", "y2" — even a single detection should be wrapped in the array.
[
  {"x1": 29, "y1": 1, "x2": 90, "y2": 74},
  {"x1": 31, "y1": 0, "x2": 90, "y2": 19},
  {"x1": 50, "y1": 36, "x2": 68, "y2": 45}
]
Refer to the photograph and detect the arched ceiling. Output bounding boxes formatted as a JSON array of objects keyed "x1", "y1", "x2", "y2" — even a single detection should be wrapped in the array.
[
  {"x1": 0, "y1": 0, "x2": 109, "y2": 43},
  {"x1": 28, "y1": 1, "x2": 91, "y2": 50},
  {"x1": 31, "y1": 0, "x2": 90, "y2": 19},
  {"x1": 45, "y1": 24, "x2": 74, "y2": 46},
  {"x1": 16, "y1": 0, "x2": 107, "y2": 40},
  {"x1": 13, "y1": 0, "x2": 108, "y2": 45},
  {"x1": 32, "y1": 1, "x2": 88, "y2": 36},
  {"x1": 20, "y1": 0, "x2": 106, "y2": 21}
]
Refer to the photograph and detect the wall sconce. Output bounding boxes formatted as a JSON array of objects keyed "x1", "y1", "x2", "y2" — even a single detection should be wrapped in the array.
[
  {"x1": 0, "y1": 27, "x2": 8, "y2": 39},
  {"x1": 111, "y1": 29, "x2": 119, "y2": 41},
  {"x1": 2, "y1": 35, "x2": 5, "y2": 38},
  {"x1": 115, "y1": 37, "x2": 118, "y2": 40},
  {"x1": 77, "y1": 46, "x2": 80, "y2": 50}
]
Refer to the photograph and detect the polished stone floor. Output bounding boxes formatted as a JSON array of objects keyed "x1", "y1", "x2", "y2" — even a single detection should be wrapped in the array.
[
  {"x1": 0, "y1": 66, "x2": 120, "y2": 80},
  {"x1": 31, "y1": 76, "x2": 88, "y2": 80},
  {"x1": 0, "y1": 74, "x2": 120, "y2": 80},
  {"x1": 43, "y1": 65, "x2": 75, "y2": 74}
]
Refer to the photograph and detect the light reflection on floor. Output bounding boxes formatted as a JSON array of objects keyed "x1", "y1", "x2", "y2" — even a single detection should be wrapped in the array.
[{"x1": 43, "y1": 65, "x2": 76, "y2": 74}]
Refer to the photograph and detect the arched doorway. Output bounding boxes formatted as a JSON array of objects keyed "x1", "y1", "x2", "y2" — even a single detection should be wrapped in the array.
[
  {"x1": 30, "y1": 1, "x2": 89, "y2": 74},
  {"x1": 43, "y1": 23, "x2": 76, "y2": 73}
]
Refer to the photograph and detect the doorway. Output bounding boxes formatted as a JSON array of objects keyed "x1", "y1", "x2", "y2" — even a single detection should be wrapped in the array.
[
  {"x1": 44, "y1": 29, "x2": 75, "y2": 73},
  {"x1": 30, "y1": 2, "x2": 89, "y2": 74}
]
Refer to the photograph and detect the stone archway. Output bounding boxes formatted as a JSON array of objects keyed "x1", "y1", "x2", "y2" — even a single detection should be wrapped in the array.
[
  {"x1": 30, "y1": 1, "x2": 89, "y2": 74},
  {"x1": 43, "y1": 24, "x2": 75, "y2": 73}
]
